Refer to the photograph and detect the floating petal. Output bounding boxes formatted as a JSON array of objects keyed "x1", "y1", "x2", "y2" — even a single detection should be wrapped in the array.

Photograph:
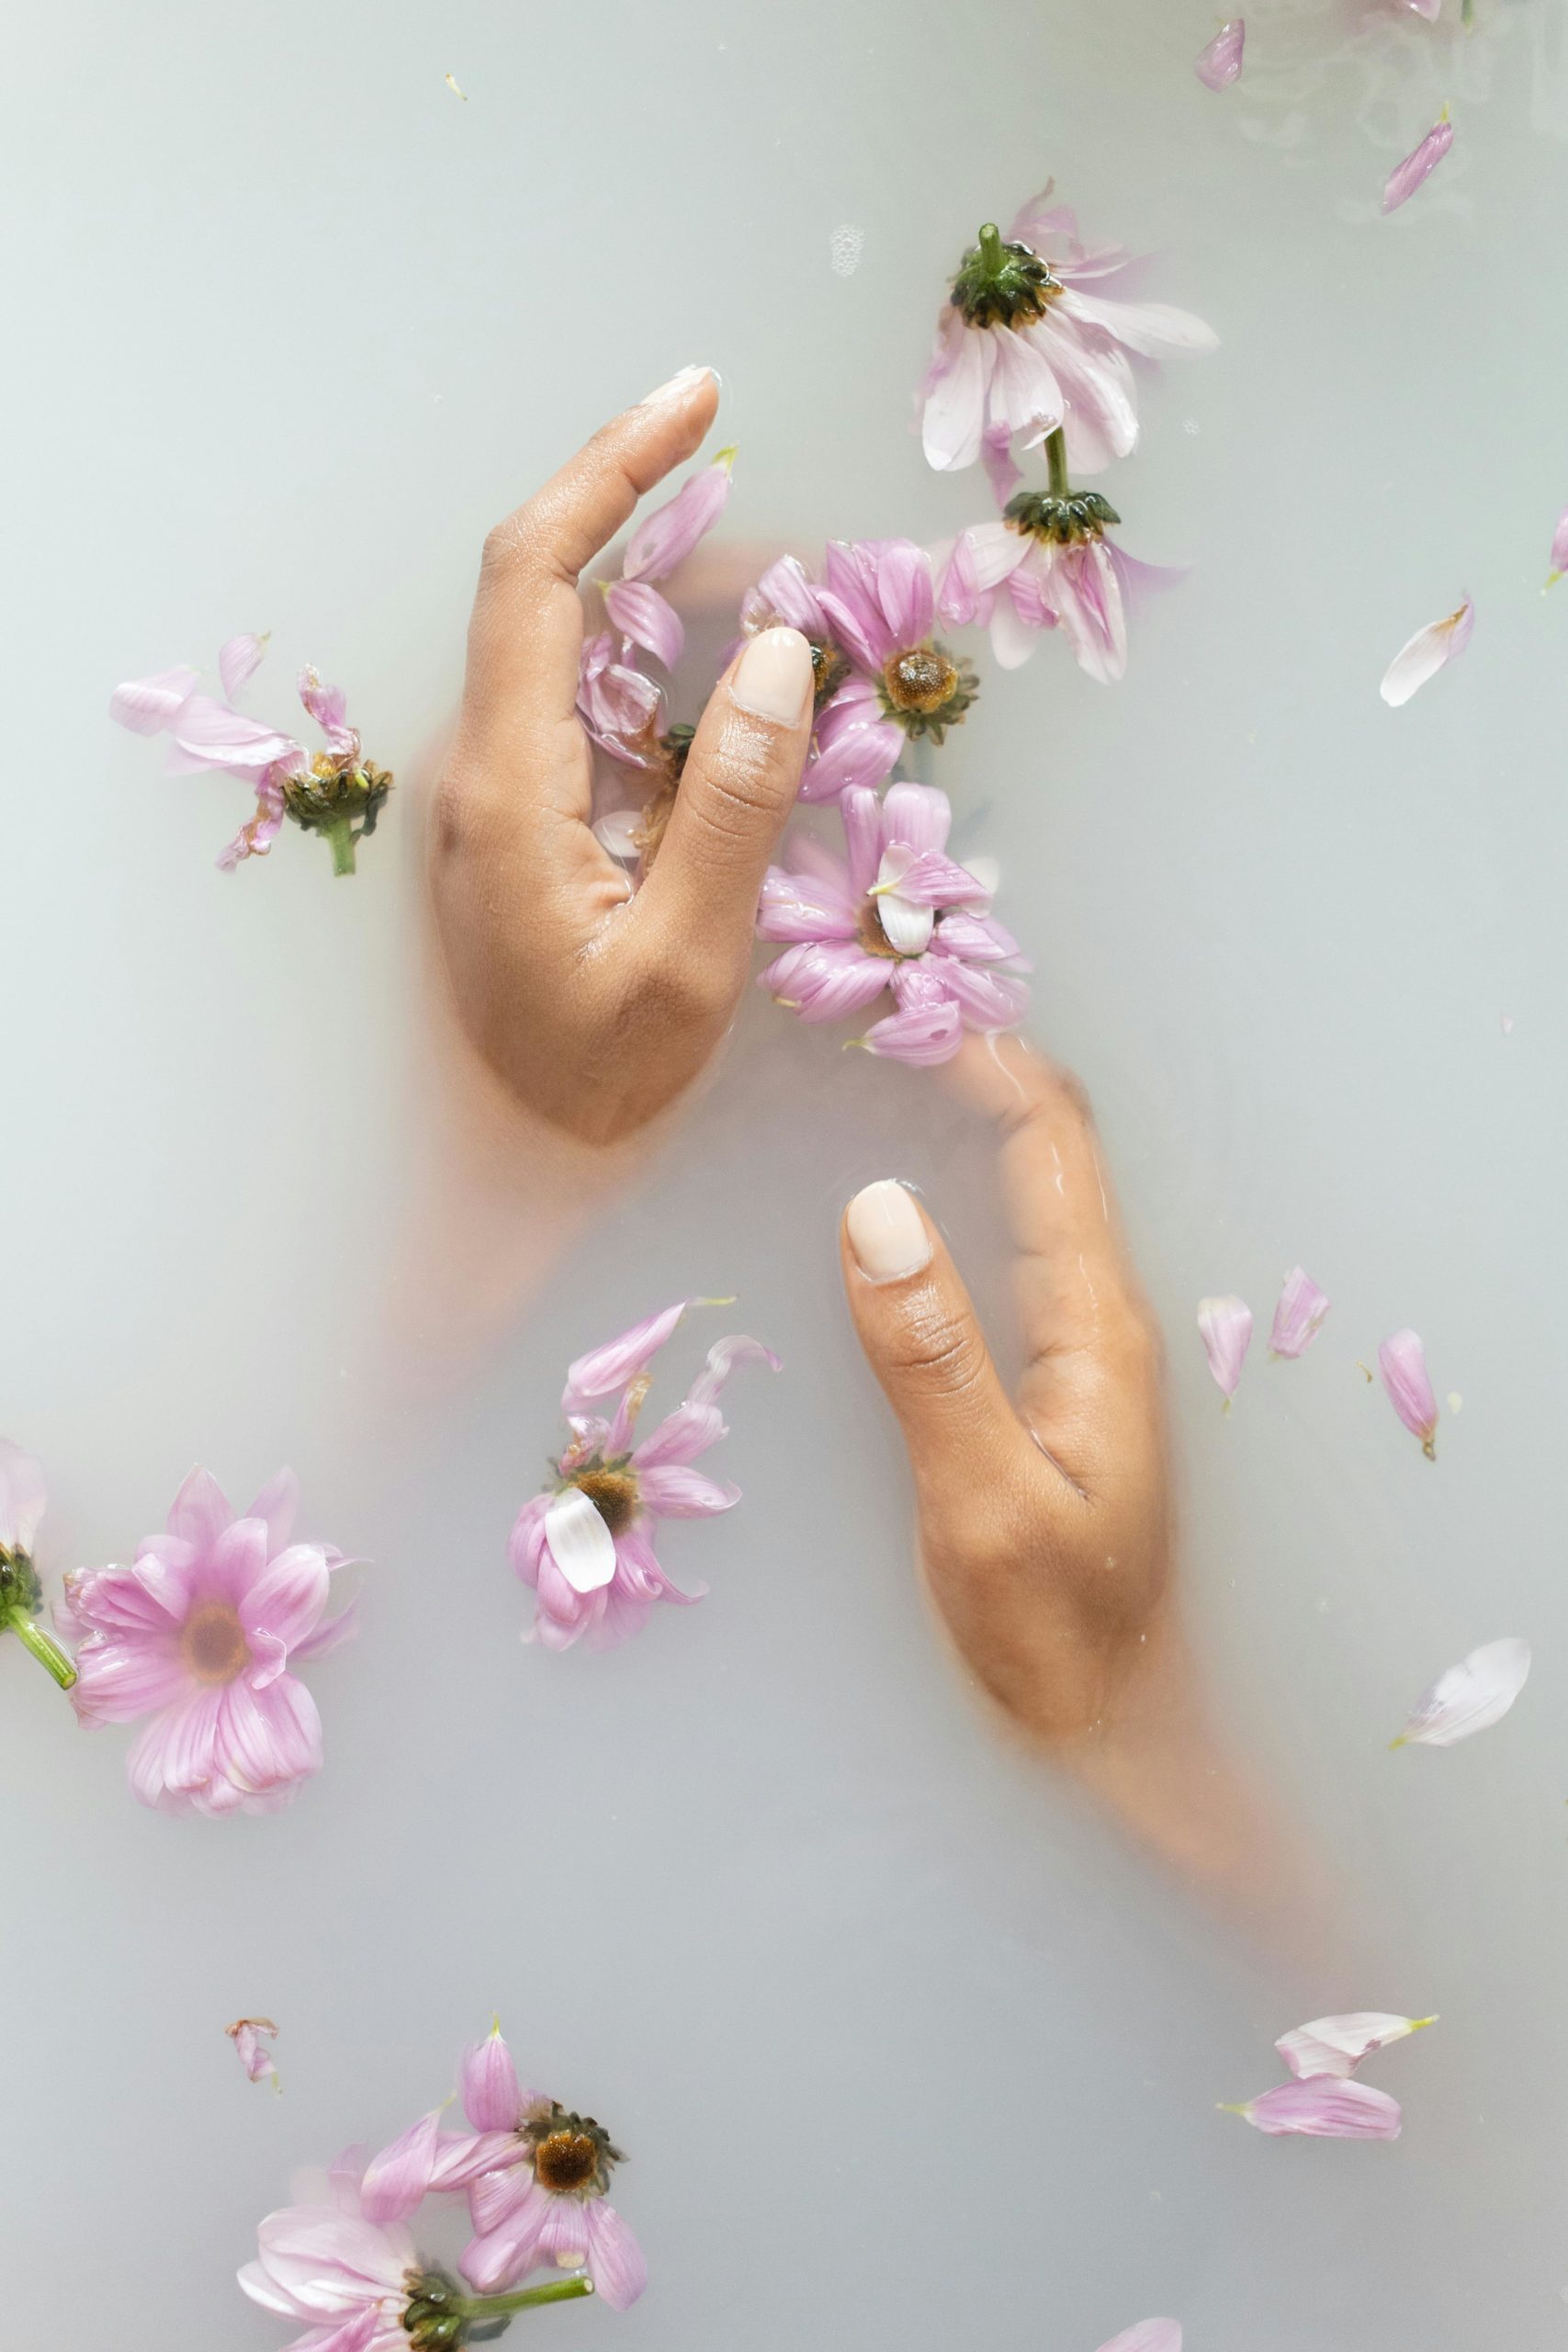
[
  {"x1": 1276, "y1": 2012, "x2": 1436, "y2": 2079},
  {"x1": 1383, "y1": 110, "x2": 1454, "y2": 213},
  {"x1": 1269, "y1": 1267, "x2": 1330, "y2": 1359},
  {"x1": 1546, "y1": 504, "x2": 1568, "y2": 589},
  {"x1": 1197, "y1": 1295, "x2": 1252, "y2": 1399},
  {"x1": 1195, "y1": 19, "x2": 1245, "y2": 88},
  {"x1": 1380, "y1": 596, "x2": 1472, "y2": 706},
  {"x1": 1377, "y1": 1328, "x2": 1439, "y2": 1456},
  {"x1": 1097, "y1": 2327, "x2": 1182, "y2": 2352},
  {"x1": 1393, "y1": 1638, "x2": 1529, "y2": 1747},
  {"x1": 1224, "y1": 2079, "x2": 1402, "y2": 2138}
]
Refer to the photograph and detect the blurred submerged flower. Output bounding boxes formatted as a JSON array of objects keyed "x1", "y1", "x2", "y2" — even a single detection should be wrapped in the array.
[
  {"x1": 757, "y1": 781, "x2": 1030, "y2": 1066},
  {"x1": 1376, "y1": 1328, "x2": 1439, "y2": 1457},
  {"x1": 1379, "y1": 596, "x2": 1472, "y2": 706},
  {"x1": 602, "y1": 449, "x2": 736, "y2": 670},
  {"x1": 1097, "y1": 2326, "x2": 1182, "y2": 2352},
  {"x1": 1195, "y1": 19, "x2": 1246, "y2": 87},
  {"x1": 109, "y1": 637, "x2": 391, "y2": 876},
  {"x1": 1383, "y1": 109, "x2": 1454, "y2": 213},
  {"x1": 1197, "y1": 1295, "x2": 1252, "y2": 1402},
  {"x1": 512, "y1": 1304, "x2": 778, "y2": 1652},
  {"x1": 228, "y1": 2017, "x2": 281, "y2": 2089},
  {"x1": 1276, "y1": 2011, "x2": 1437, "y2": 2080},
  {"x1": 60, "y1": 1467, "x2": 357, "y2": 1816},
  {"x1": 1269, "y1": 1267, "x2": 1330, "y2": 1359},
  {"x1": 0, "y1": 1441, "x2": 76, "y2": 1690},
  {"x1": 1546, "y1": 504, "x2": 1568, "y2": 589},
  {"x1": 1392, "y1": 1637, "x2": 1530, "y2": 1747},
  {"x1": 577, "y1": 632, "x2": 667, "y2": 770},
  {"x1": 1223, "y1": 2079, "x2": 1403, "y2": 2139}
]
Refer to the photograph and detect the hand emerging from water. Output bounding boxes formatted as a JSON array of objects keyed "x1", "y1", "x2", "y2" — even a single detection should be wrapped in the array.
[{"x1": 430, "y1": 368, "x2": 817, "y2": 1148}]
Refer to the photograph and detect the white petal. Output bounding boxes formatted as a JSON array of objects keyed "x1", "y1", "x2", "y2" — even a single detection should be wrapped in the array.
[
  {"x1": 1275, "y1": 2011, "x2": 1436, "y2": 2079},
  {"x1": 1394, "y1": 1637, "x2": 1529, "y2": 1747},
  {"x1": 219, "y1": 632, "x2": 268, "y2": 699},
  {"x1": 1380, "y1": 597, "x2": 1473, "y2": 707},
  {"x1": 544, "y1": 1488, "x2": 618, "y2": 1593},
  {"x1": 1096, "y1": 2325, "x2": 1182, "y2": 2352},
  {"x1": 876, "y1": 890, "x2": 935, "y2": 956}
]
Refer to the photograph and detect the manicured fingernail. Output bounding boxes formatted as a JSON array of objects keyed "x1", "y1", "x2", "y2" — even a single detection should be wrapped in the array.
[
  {"x1": 732, "y1": 626, "x2": 814, "y2": 722},
  {"x1": 639, "y1": 364, "x2": 719, "y2": 407},
  {"x1": 846, "y1": 1180, "x2": 931, "y2": 1282}
]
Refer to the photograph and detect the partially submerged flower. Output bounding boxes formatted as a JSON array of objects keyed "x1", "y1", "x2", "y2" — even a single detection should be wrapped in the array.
[
  {"x1": 60, "y1": 1467, "x2": 357, "y2": 1816},
  {"x1": 228, "y1": 2017, "x2": 281, "y2": 2089},
  {"x1": 512, "y1": 1305, "x2": 779, "y2": 1651},
  {"x1": 1269, "y1": 1267, "x2": 1330, "y2": 1359},
  {"x1": 935, "y1": 492, "x2": 1169, "y2": 683},
  {"x1": 919, "y1": 193, "x2": 1215, "y2": 482},
  {"x1": 757, "y1": 781, "x2": 1030, "y2": 1066},
  {"x1": 1222, "y1": 2079, "x2": 1403, "y2": 2139},
  {"x1": 1376, "y1": 1329, "x2": 1439, "y2": 1457},
  {"x1": 1392, "y1": 1637, "x2": 1530, "y2": 1747},
  {"x1": 0, "y1": 1441, "x2": 76, "y2": 1690},
  {"x1": 803, "y1": 539, "x2": 978, "y2": 794},
  {"x1": 1383, "y1": 109, "x2": 1454, "y2": 213},
  {"x1": 1379, "y1": 596, "x2": 1472, "y2": 705},
  {"x1": 1197, "y1": 1295, "x2": 1252, "y2": 1401},
  {"x1": 1195, "y1": 19, "x2": 1246, "y2": 87},
  {"x1": 601, "y1": 449, "x2": 736, "y2": 669},
  {"x1": 110, "y1": 637, "x2": 391, "y2": 876},
  {"x1": 1276, "y1": 2011, "x2": 1437, "y2": 2080}
]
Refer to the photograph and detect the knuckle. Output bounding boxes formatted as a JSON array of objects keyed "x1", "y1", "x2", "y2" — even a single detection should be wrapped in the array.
[
  {"x1": 886, "y1": 1297, "x2": 988, "y2": 1399},
  {"x1": 685, "y1": 737, "x2": 786, "y2": 842}
]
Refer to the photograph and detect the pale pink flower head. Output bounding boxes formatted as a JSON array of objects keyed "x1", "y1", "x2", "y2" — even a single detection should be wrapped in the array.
[
  {"x1": 228, "y1": 2017, "x2": 281, "y2": 2088},
  {"x1": 241, "y1": 2165, "x2": 418, "y2": 2352},
  {"x1": 799, "y1": 537, "x2": 978, "y2": 797},
  {"x1": 1195, "y1": 18, "x2": 1245, "y2": 87},
  {"x1": 1383, "y1": 110, "x2": 1453, "y2": 213},
  {"x1": 512, "y1": 1304, "x2": 779, "y2": 1652},
  {"x1": 1197, "y1": 1295, "x2": 1252, "y2": 1402},
  {"x1": 59, "y1": 1467, "x2": 357, "y2": 1816},
  {"x1": 1269, "y1": 1266, "x2": 1331, "y2": 1359},
  {"x1": 1379, "y1": 596, "x2": 1473, "y2": 707},
  {"x1": 109, "y1": 635, "x2": 391, "y2": 876},
  {"x1": 1223, "y1": 2079, "x2": 1403, "y2": 2138},
  {"x1": 934, "y1": 506, "x2": 1175, "y2": 684},
  {"x1": 1376, "y1": 1328, "x2": 1438, "y2": 1457},
  {"x1": 757, "y1": 780, "x2": 1029, "y2": 1067},
  {"x1": 919, "y1": 196, "x2": 1215, "y2": 486},
  {"x1": 1276, "y1": 2010, "x2": 1437, "y2": 2080},
  {"x1": 602, "y1": 448, "x2": 737, "y2": 670}
]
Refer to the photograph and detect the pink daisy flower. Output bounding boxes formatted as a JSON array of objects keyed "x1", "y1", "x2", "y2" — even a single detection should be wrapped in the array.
[
  {"x1": 110, "y1": 634, "x2": 391, "y2": 876},
  {"x1": 757, "y1": 780, "x2": 1030, "y2": 1066},
  {"x1": 919, "y1": 189, "x2": 1216, "y2": 492},
  {"x1": 935, "y1": 494, "x2": 1174, "y2": 684},
  {"x1": 59, "y1": 1466, "x2": 357, "y2": 1816},
  {"x1": 793, "y1": 537, "x2": 978, "y2": 800},
  {"x1": 511, "y1": 1301, "x2": 779, "y2": 1652}
]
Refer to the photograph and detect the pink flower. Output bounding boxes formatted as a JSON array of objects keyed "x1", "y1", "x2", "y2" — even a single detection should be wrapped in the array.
[
  {"x1": 1223, "y1": 2080, "x2": 1403, "y2": 2138},
  {"x1": 919, "y1": 196, "x2": 1215, "y2": 482},
  {"x1": 934, "y1": 507, "x2": 1174, "y2": 684},
  {"x1": 59, "y1": 1467, "x2": 357, "y2": 1816},
  {"x1": 1379, "y1": 596, "x2": 1473, "y2": 706},
  {"x1": 1276, "y1": 2012, "x2": 1437, "y2": 2080},
  {"x1": 1197, "y1": 1295, "x2": 1252, "y2": 1400},
  {"x1": 1195, "y1": 19, "x2": 1245, "y2": 87},
  {"x1": 790, "y1": 538, "x2": 978, "y2": 797},
  {"x1": 360, "y1": 2023, "x2": 649, "y2": 2312},
  {"x1": 1269, "y1": 1267, "x2": 1330, "y2": 1359},
  {"x1": 602, "y1": 449, "x2": 736, "y2": 670},
  {"x1": 577, "y1": 631, "x2": 669, "y2": 770},
  {"x1": 228, "y1": 2017, "x2": 281, "y2": 2087},
  {"x1": 512, "y1": 1307, "x2": 779, "y2": 1652},
  {"x1": 1376, "y1": 1329, "x2": 1439, "y2": 1457},
  {"x1": 241, "y1": 2170, "x2": 418, "y2": 2352},
  {"x1": 757, "y1": 781, "x2": 1030, "y2": 1066},
  {"x1": 110, "y1": 637, "x2": 390, "y2": 875},
  {"x1": 1393, "y1": 1637, "x2": 1530, "y2": 1747},
  {"x1": 1383, "y1": 110, "x2": 1453, "y2": 213}
]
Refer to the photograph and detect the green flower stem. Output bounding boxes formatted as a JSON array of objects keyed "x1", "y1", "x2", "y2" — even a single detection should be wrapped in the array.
[
  {"x1": 976, "y1": 220, "x2": 1004, "y2": 278},
  {"x1": 321, "y1": 817, "x2": 357, "y2": 877},
  {"x1": 1043, "y1": 424, "x2": 1071, "y2": 500},
  {"x1": 458, "y1": 2278, "x2": 595, "y2": 2321},
  {"x1": 6, "y1": 1606, "x2": 77, "y2": 1690}
]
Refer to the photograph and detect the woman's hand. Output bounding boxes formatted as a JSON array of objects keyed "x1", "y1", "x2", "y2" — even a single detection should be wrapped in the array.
[{"x1": 430, "y1": 368, "x2": 817, "y2": 1148}]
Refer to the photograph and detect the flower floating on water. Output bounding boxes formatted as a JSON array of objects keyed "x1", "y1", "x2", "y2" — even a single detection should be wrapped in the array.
[
  {"x1": 1276, "y1": 2011, "x2": 1437, "y2": 2079},
  {"x1": 241, "y1": 2145, "x2": 595, "y2": 2347},
  {"x1": 1376, "y1": 1328, "x2": 1439, "y2": 1457},
  {"x1": 0, "y1": 1441, "x2": 76, "y2": 1690},
  {"x1": 361, "y1": 2021, "x2": 649, "y2": 2311},
  {"x1": 110, "y1": 638, "x2": 392, "y2": 876},
  {"x1": 1222, "y1": 2079, "x2": 1403, "y2": 2139},
  {"x1": 1383, "y1": 109, "x2": 1454, "y2": 213},
  {"x1": 790, "y1": 538, "x2": 979, "y2": 796},
  {"x1": 59, "y1": 1467, "x2": 357, "y2": 1816},
  {"x1": 1197, "y1": 1295, "x2": 1252, "y2": 1402},
  {"x1": 757, "y1": 781, "x2": 1030, "y2": 1066},
  {"x1": 512, "y1": 1302, "x2": 778, "y2": 1651},
  {"x1": 1195, "y1": 19, "x2": 1246, "y2": 87},
  {"x1": 934, "y1": 479, "x2": 1170, "y2": 683},
  {"x1": 1379, "y1": 596, "x2": 1472, "y2": 706},
  {"x1": 602, "y1": 449, "x2": 736, "y2": 670},
  {"x1": 228, "y1": 2017, "x2": 281, "y2": 2089},
  {"x1": 1269, "y1": 1266, "x2": 1330, "y2": 1359},
  {"x1": 1097, "y1": 2326, "x2": 1182, "y2": 2352},
  {"x1": 1392, "y1": 1637, "x2": 1530, "y2": 1747}
]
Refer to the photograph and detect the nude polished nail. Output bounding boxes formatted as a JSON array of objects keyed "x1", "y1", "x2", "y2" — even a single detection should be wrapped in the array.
[
  {"x1": 731, "y1": 626, "x2": 814, "y2": 723},
  {"x1": 846, "y1": 1180, "x2": 932, "y2": 1282}
]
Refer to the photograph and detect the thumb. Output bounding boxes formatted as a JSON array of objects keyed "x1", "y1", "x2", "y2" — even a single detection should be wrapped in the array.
[{"x1": 840, "y1": 1179, "x2": 1020, "y2": 1496}]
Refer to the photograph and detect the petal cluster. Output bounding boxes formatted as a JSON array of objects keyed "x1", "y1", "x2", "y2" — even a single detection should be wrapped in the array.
[{"x1": 240, "y1": 2155, "x2": 418, "y2": 2351}]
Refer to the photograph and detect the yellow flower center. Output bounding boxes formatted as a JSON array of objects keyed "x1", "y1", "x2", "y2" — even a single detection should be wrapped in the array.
[
  {"x1": 534, "y1": 2130, "x2": 604, "y2": 2195},
  {"x1": 571, "y1": 1467, "x2": 639, "y2": 1534},
  {"x1": 882, "y1": 646, "x2": 959, "y2": 715},
  {"x1": 181, "y1": 1600, "x2": 250, "y2": 1685}
]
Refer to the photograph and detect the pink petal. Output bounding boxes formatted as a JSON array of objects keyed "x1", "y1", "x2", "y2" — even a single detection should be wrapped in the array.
[
  {"x1": 744, "y1": 554, "x2": 829, "y2": 636},
  {"x1": 1549, "y1": 502, "x2": 1568, "y2": 585},
  {"x1": 1197, "y1": 1295, "x2": 1252, "y2": 1399},
  {"x1": 1383, "y1": 112, "x2": 1454, "y2": 212},
  {"x1": 920, "y1": 315, "x2": 989, "y2": 472},
  {"x1": 1056, "y1": 288, "x2": 1218, "y2": 360},
  {"x1": 880, "y1": 780, "x2": 953, "y2": 860},
  {"x1": 229, "y1": 2017, "x2": 280, "y2": 2082},
  {"x1": 127, "y1": 1686, "x2": 225, "y2": 1811},
  {"x1": 0, "y1": 1439, "x2": 48, "y2": 1555},
  {"x1": 584, "y1": 2199, "x2": 649, "y2": 2311},
  {"x1": 623, "y1": 450, "x2": 735, "y2": 582},
  {"x1": 289, "y1": 1599, "x2": 360, "y2": 1664},
  {"x1": 298, "y1": 668, "x2": 352, "y2": 746},
  {"x1": 165, "y1": 694, "x2": 304, "y2": 773},
  {"x1": 756, "y1": 864, "x2": 858, "y2": 944},
  {"x1": 982, "y1": 424, "x2": 1023, "y2": 507},
  {"x1": 1376, "y1": 1328, "x2": 1439, "y2": 1453},
  {"x1": 683, "y1": 1332, "x2": 782, "y2": 1410},
  {"x1": 1269, "y1": 1267, "x2": 1330, "y2": 1359},
  {"x1": 459, "y1": 2024, "x2": 523, "y2": 2132},
  {"x1": 1097, "y1": 2325, "x2": 1182, "y2": 2352},
  {"x1": 800, "y1": 717, "x2": 902, "y2": 802},
  {"x1": 360, "y1": 2108, "x2": 445, "y2": 2225},
  {"x1": 1393, "y1": 1638, "x2": 1530, "y2": 1747},
  {"x1": 1227, "y1": 2079, "x2": 1403, "y2": 2139},
  {"x1": 561, "y1": 1301, "x2": 696, "y2": 1411},
  {"x1": 219, "y1": 633, "x2": 268, "y2": 699},
  {"x1": 760, "y1": 941, "x2": 890, "y2": 1022},
  {"x1": 239, "y1": 1544, "x2": 331, "y2": 1656},
  {"x1": 1381, "y1": 596, "x2": 1473, "y2": 705},
  {"x1": 460, "y1": 2180, "x2": 552, "y2": 2294},
  {"x1": 1276, "y1": 2012, "x2": 1437, "y2": 2080},
  {"x1": 604, "y1": 579, "x2": 684, "y2": 670},
  {"x1": 628, "y1": 1402, "x2": 725, "y2": 1468},
  {"x1": 1195, "y1": 17, "x2": 1245, "y2": 86},
  {"x1": 220, "y1": 1672, "x2": 323, "y2": 1795},
  {"x1": 109, "y1": 664, "x2": 199, "y2": 735},
  {"x1": 246, "y1": 1467, "x2": 299, "y2": 1553},
  {"x1": 860, "y1": 998, "x2": 964, "y2": 1066},
  {"x1": 637, "y1": 1464, "x2": 739, "y2": 1518}
]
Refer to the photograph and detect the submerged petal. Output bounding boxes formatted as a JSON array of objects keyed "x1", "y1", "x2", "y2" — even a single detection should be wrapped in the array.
[
  {"x1": 1393, "y1": 1637, "x2": 1530, "y2": 1747},
  {"x1": 1197, "y1": 1295, "x2": 1252, "y2": 1399},
  {"x1": 561, "y1": 1300, "x2": 694, "y2": 1410},
  {"x1": 1097, "y1": 2326, "x2": 1182, "y2": 2352},
  {"x1": 1195, "y1": 18, "x2": 1245, "y2": 87},
  {"x1": 1276, "y1": 2012, "x2": 1437, "y2": 2080},
  {"x1": 1377, "y1": 1328, "x2": 1439, "y2": 1455},
  {"x1": 218, "y1": 633, "x2": 268, "y2": 699},
  {"x1": 109, "y1": 664, "x2": 199, "y2": 735},
  {"x1": 1380, "y1": 596, "x2": 1472, "y2": 706},
  {"x1": 1383, "y1": 111, "x2": 1454, "y2": 213},
  {"x1": 544, "y1": 1489, "x2": 620, "y2": 1595},
  {"x1": 1269, "y1": 1267, "x2": 1330, "y2": 1359},
  {"x1": 1226, "y1": 2079, "x2": 1402, "y2": 2139}
]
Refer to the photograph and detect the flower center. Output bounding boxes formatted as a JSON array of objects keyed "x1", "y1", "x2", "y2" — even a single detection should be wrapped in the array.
[
  {"x1": 874, "y1": 644, "x2": 977, "y2": 743},
  {"x1": 571, "y1": 1466, "x2": 639, "y2": 1534},
  {"x1": 855, "y1": 899, "x2": 907, "y2": 960},
  {"x1": 535, "y1": 2131, "x2": 604, "y2": 2194},
  {"x1": 181, "y1": 1600, "x2": 250, "y2": 1685},
  {"x1": 1004, "y1": 487, "x2": 1121, "y2": 546},
  {"x1": 809, "y1": 639, "x2": 851, "y2": 707}
]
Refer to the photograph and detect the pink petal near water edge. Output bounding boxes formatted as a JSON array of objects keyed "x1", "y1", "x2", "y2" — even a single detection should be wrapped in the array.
[
  {"x1": 1546, "y1": 503, "x2": 1568, "y2": 588},
  {"x1": 1195, "y1": 18, "x2": 1245, "y2": 87},
  {"x1": 1379, "y1": 595, "x2": 1472, "y2": 705},
  {"x1": 1224, "y1": 2078, "x2": 1403, "y2": 2139},
  {"x1": 1392, "y1": 1637, "x2": 1531, "y2": 1747},
  {"x1": 1276, "y1": 2011, "x2": 1437, "y2": 2079},
  {"x1": 1269, "y1": 1266, "x2": 1330, "y2": 1359},
  {"x1": 1376, "y1": 1328, "x2": 1439, "y2": 1457},
  {"x1": 1197, "y1": 1295, "x2": 1252, "y2": 1400},
  {"x1": 1383, "y1": 109, "x2": 1454, "y2": 212}
]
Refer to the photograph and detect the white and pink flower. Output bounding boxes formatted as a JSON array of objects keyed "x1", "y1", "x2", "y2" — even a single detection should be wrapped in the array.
[
  {"x1": 512, "y1": 1302, "x2": 779, "y2": 1652},
  {"x1": 59, "y1": 1467, "x2": 356, "y2": 1816},
  {"x1": 757, "y1": 781, "x2": 1030, "y2": 1067},
  {"x1": 935, "y1": 502, "x2": 1172, "y2": 684}
]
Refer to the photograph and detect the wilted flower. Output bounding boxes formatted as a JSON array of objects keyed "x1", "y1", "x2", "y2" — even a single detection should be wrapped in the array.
[
  {"x1": 1379, "y1": 596, "x2": 1472, "y2": 706},
  {"x1": 757, "y1": 781, "x2": 1029, "y2": 1066},
  {"x1": 109, "y1": 637, "x2": 391, "y2": 876},
  {"x1": 1197, "y1": 1295, "x2": 1252, "y2": 1401},
  {"x1": 1276, "y1": 2011, "x2": 1437, "y2": 2080},
  {"x1": 512, "y1": 1302, "x2": 778, "y2": 1652},
  {"x1": 601, "y1": 449, "x2": 736, "y2": 671},
  {"x1": 1376, "y1": 1329, "x2": 1439, "y2": 1456},
  {"x1": 577, "y1": 632, "x2": 667, "y2": 769},
  {"x1": 1392, "y1": 1637, "x2": 1530, "y2": 1747},
  {"x1": 1222, "y1": 2080, "x2": 1403, "y2": 2138},
  {"x1": 918, "y1": 191, "x2": 1215, "y2": 485},
  {"x1": 935, "y1": 494, "x2": 1170, "y2": 683},
  {"x1": 1383, "y1": 110, "x2": 1454, "y2": 213},
  {"x1": 228, "y1": 2018, "x2": 281, "y2": 2088},
  {"x1": 0, "y1": 1441, "x2": 75, "y2": 1690},
  {"x1": 1269, "y1": 1267, "x2": 1330, "y2": 1359},
  {"x1": 738, "y1": 550, "x2": 912, "y2": 802},
  {"x1": 1195, "y1": 19, "x2": 1245, "y2": 86},
  {"x1": 60, "y1": 1467, "x2": 357, "y2": 1816}
]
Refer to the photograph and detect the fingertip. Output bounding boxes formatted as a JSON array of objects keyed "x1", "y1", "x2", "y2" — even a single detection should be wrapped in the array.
[{"x1": 843, "y1": 1179, "x2": 933, "y2": 1285}]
